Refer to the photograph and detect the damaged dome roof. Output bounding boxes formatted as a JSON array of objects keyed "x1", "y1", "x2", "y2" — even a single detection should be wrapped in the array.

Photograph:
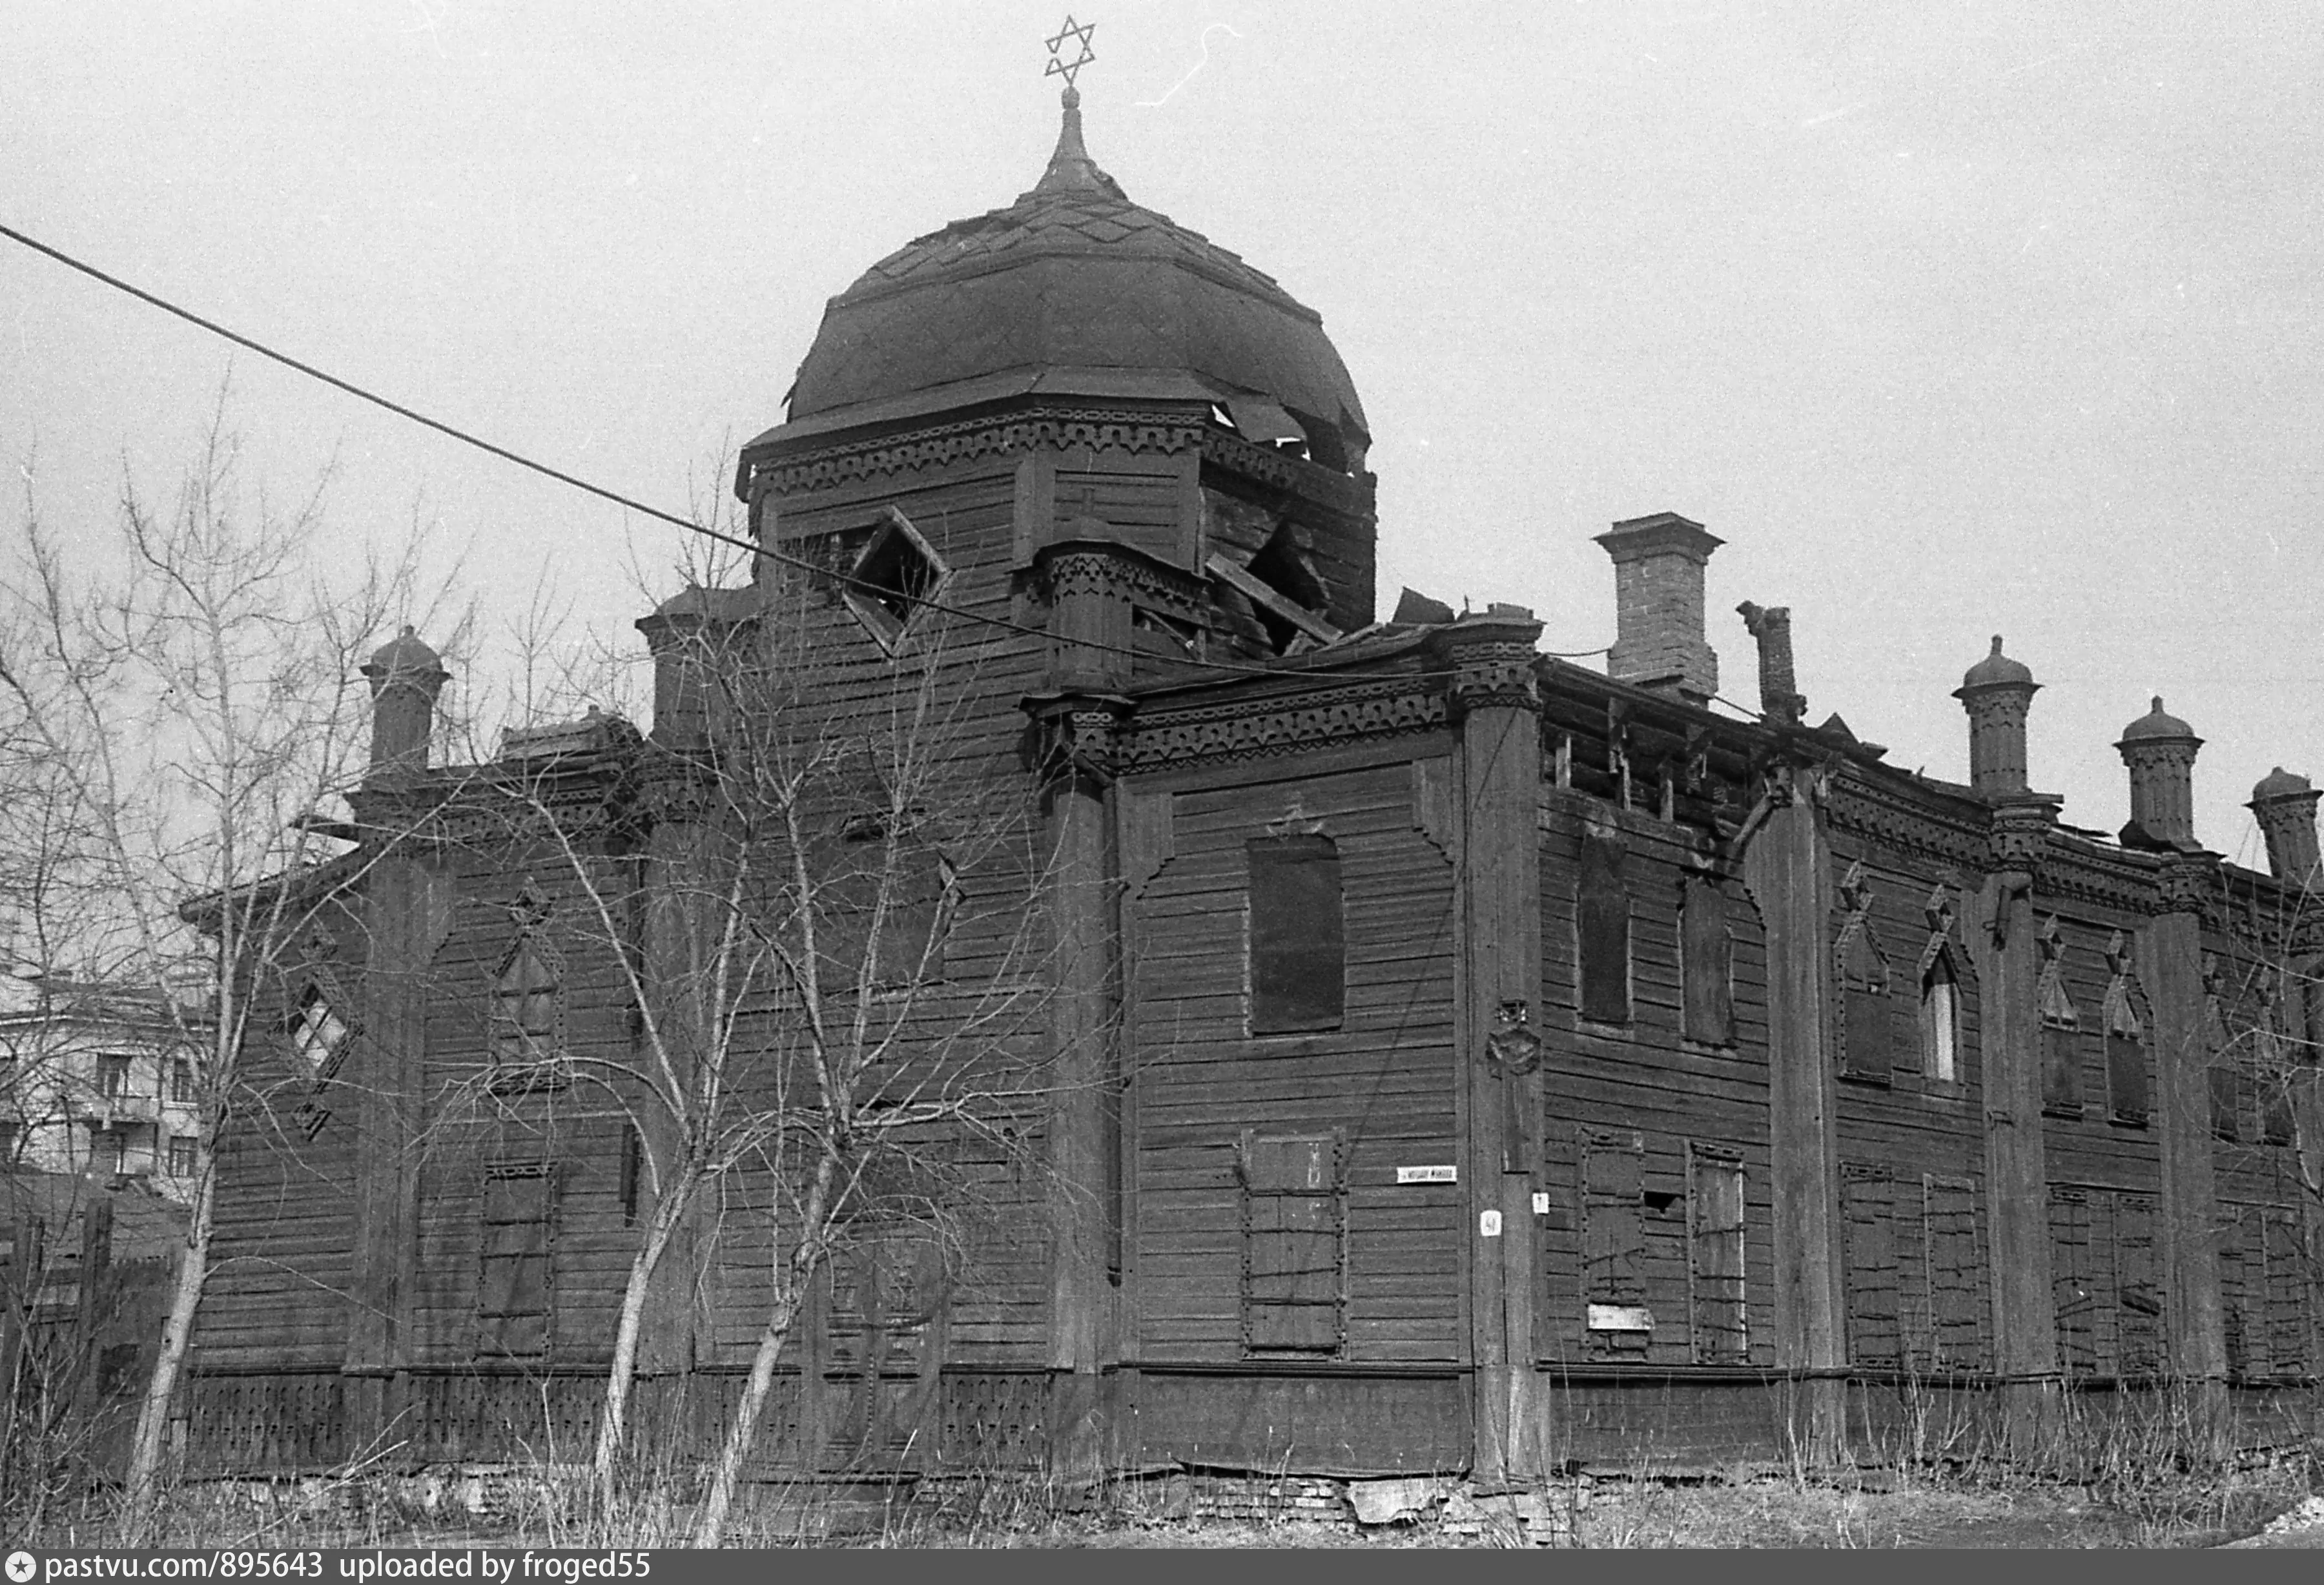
[{"x1": 776, "y1": 90, "x2": 1369, "y2": 451}]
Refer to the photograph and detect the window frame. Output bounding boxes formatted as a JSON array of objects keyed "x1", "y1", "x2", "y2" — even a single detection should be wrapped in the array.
[{"x1": 1245, "y1": 832, "x2": 1346, "y2": 1037}]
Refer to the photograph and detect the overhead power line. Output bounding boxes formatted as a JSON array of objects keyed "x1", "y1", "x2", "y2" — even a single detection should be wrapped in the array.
[{"x1": 0, "y1": 218, "x2": 1614, "y2": 682}]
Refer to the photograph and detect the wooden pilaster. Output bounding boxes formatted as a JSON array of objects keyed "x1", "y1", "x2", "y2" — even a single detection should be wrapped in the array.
[
  {"x1": 1444, "y1": 613, "x2": 1545, "y2": 1489},
  {"x1": 2148, "y1": 854, "x2": 2228, "y2": 1427},
  {"x1": 1974, "y1": 797, "x2": 2061, "y2": 1454},
  {"x1": 1031, "y1": 694, "x2": 1127, "y2": 1483},
  {"x1": 1738, "y1": 761, "x2": 1847, "y2": 1460},
  {"x1": 345, "y1": 853, "x2": 451, "y2": 1447}
]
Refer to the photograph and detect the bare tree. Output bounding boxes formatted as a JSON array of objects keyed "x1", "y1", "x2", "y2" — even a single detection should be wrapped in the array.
[
  {"x1": 463, "y1": 540, "x2": 1060, "y2": 1536},
  {"x1": 0, "y1": 404, "x2": 464, "y2": 1535}
]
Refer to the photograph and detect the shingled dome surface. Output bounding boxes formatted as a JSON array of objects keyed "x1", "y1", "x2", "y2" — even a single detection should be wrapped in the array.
[{"x1": 779, "y1": 92, "x2": 1368, "y2": 449}]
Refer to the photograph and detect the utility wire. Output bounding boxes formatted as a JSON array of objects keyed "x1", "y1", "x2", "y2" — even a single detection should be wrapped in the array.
[{"x1": 1, "y1": 218, "x2": 1612, "y2": 679}]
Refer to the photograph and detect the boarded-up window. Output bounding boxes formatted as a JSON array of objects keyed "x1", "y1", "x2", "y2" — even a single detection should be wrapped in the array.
[
  {"x1": 1681, "y1": 874, "x2": 1734, "y2": 1045},
  {"x1": 1920, "y1": 954, "x2": 1959, "y2": 1083},
  {"x1": 2261, "y1": 1208, "x2": 2309, "y2": 1379},
  {"x1": 1581, "y1": 1129, "x2": 1649, "y2": 1349},
  {"x1": 1924, "y1": 1175, "x2": 1984, "y2": 1371},
  {"x1": 1578, "y1": 830, "x2": 1631, "y2": 1025},
  {"x1": 2106, "y1": 1008, "x2": 2148, "y2": 1125},
  {"x1": 1247, "y1": 836, "x2": 1344, "y2": 1034},
  {"x1": 2209, "y1": 1062, "x2": 2243, "y2": 1143},
  {"x1": 1240, "y1": 1133, "x2": 1344, "y2": 1355},
  {"x1": 2050, "y1": 1188, "x2": 2099, "y2": 1376},
  {"x1": 1687, "y1": 1145, "x2": 1745, "y2": 1363},
  {"x1": 478, "y1": 1165, "x2": 554, "y2": 1358},
  {"x1": 1838, "y1": 926, "x2": 1895, "y2": 1083},
  {"x1": 2115, "y1": 1193, "x2": 2163, "y2": 1377},
  {"x1": 1842, "y1": 1166, "x2": 1900, "y2": 1365}
]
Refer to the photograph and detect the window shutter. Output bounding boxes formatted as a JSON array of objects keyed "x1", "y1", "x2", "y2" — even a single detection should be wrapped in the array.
[
  {"x1": 1578, "y1": 832, "x2": 1631, "y2": 1025},
  {"x1": 2113, "y1": 1192, "x2": 2162, "y2": 1376},
  {"x1": 1922, "y1": 1175, "x2": 1984, "y2": 1371},
  {"x1": 1248, "y1": 836, "x2": 1345, "y2": 1034},
  {"x1": 1681, "y1": 875, "x2": 1734, "y2": 1045},
  {"x1": 1582, "y1": 1129, "x2": 1649, "y2": 1352},
  {"x1": 1841, "y1": 1166, "x2": 1900, "y2": 1365},
  {"x1": 2262, "y1": 1209, "x2": 2306, "y2": 1380},
  {"x1": 2048, "y1": 1187, "x2": 2097, "y2": 1376},
  {"x1": 478, "y1": 1166, "x2": 554, "y2": 1358},
  {"x1": 1240, "y1": 1132, "x2": 1344, "y2": 1354},
  {"x1": 2042, "y1": 1023, "x2": 2083, "y2": 1114},
  {"x1": 1686, "y1": 1146, "x2": 1746, "y2": 1363}
]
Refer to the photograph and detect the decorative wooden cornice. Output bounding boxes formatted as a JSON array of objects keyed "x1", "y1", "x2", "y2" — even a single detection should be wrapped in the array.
[
  {"x1": 1820, "y1": 768, "x2": 1990, "y2": 870},
  {"x1": 1113, "y1": 675, "x2": 1446, "y2": 775},
  {"x1": 747, "y1": 402, "x2": 1374, "y2": 520}
]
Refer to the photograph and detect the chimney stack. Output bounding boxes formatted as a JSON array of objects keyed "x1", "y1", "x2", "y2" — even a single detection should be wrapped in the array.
[
  {"x1": 636, "y1": 586, "x2": 756, "y2": 748},
  {"x1": 362, "y1": 627, "x2": 447, "y2": 783},
  {"x1": 1735, "y1": 602, "x2": 1805, "y2": 726},
  {"x1": 2115, "y1": 697, "x2": 2202, "y2": 851},
  {"x1": 2248, "y1": 767, "x2": 2321, "y2": 885},
  {"x1": 1953, "y1": 635, "x2": 2039, "y2": 795},
  {"x1": 1596, "y1": 511, "x2": 1722, "y2": 705}
]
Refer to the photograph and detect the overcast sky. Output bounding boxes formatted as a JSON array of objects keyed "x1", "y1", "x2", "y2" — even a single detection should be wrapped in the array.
[{"x1": 6, "y1": 2, "x2": 2321, "y2": 864}]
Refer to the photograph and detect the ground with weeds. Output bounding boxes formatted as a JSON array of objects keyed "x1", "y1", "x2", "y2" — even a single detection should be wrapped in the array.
[{"x1": 59, "y1": 1458, "x2": 2314, "y2": 1550}]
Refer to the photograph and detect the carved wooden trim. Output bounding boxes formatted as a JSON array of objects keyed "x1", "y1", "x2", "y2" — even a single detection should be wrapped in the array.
[{"x1": 1114, "y1": 678, "x2": 1447, "y2": 774}]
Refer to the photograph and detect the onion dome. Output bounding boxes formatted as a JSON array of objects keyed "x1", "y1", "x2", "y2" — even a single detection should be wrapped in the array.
[
  {"x1": 2252, "y1": 765, "x2": 2314, "y2": 803},
  {"x1": 771, "y1": 88, "x2": 1368, "y2": 464},
  {"x1": 364, "y1": 626, "x2": 445, "y2": 683},
  {"x1": 1960, "y1": 634, "x2": 2033, "y2": 690},
  {"x1": 2118, "y1": 695, "x2": 2197, "y2": 744}
]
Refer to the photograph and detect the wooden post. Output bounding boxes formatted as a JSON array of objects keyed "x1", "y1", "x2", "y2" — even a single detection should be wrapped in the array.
[
  {"x1": 2148, "y1": 854, "x2": 2228, "y2": 1437},
  {"x1": 72, "y1": 1192, "x2": 114, "y2": 1426},
  {"x1": 1974, "y1": 797, "x2": 2062, "y2": 1456},
  {"x1": 1445, "y1": 613, "x2": 1545, "y2": 1489},
  {"x1": 1738, "y1": 761, "x2": 1847, "y2": 1462}
]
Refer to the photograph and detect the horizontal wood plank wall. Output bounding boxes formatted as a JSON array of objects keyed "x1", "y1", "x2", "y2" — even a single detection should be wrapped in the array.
[
  {"x1": 1537, "y1": 789, "x2": 1776, "y2": 1375},
  {"x1": 193, "y1": 905, "x2": 367, "y2": 1371},
  {"x1": 1128, "y1": 756, "x2": 1460, "y2": 1366}
]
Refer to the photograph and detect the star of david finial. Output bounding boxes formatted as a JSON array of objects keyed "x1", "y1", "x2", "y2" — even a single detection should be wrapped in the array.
[{"x1": 1045, "y1": 14, "x2": 1097, "y2": 90}]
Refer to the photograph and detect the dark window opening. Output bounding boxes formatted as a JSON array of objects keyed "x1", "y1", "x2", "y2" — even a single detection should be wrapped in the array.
[
  {"x1": 167, "y1": 1136, "x2": 197, "y2": 1177},
  {"x1": 2259, "y1": 1076, "x2": 2294, "y2": 1146},
  {"x1": 1131, "y1": 604, "x2": 1202, "y2": 662},
  {"x1": 1248, "y1": 834, "x2": 1344, "y2": 1034},
  {"x1": 1681, "y1": 874, "x2": 1734, "y2": 1046},
  {"x1": 2106, "y1": 988, "x2": 2148, "y2": 1124},
  {"x1": 620, "y1": 1122, "x2": 644, "y2": 1227},
  {"x1": 1240, "y1": 1132, "x2": 1344, "y2": 1356},
  {"x1": 478, "y1": 1164, "x2": 555, "y2": 1358},
  {"x1": 1838, "y1": 926, "x2": 1894, "y2": 1082},
  {"x1": 98, "y1": 1056, "x2": 130, "y2": 1098},
  {"x1": 170, "y1": 1059, "x2": 194, "y2": 1104},
  {"x1": 844, "y1": 509, "x2": 948, "y2": 647},
  {"x1": 1578, "y1": 828, "x2": 1630, "y2": 1025}
]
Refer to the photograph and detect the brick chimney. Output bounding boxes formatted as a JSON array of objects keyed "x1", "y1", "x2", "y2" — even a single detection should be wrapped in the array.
[
  {"x1": 2248, "y1": 767, "x2": 2321, "y2": 885},
  {"x1": 1735, "y1": 602, "x2": 1805, "y2": 726},
  {"x1": 2115, "y1": 697, "x2": 2202, "y2": 851},
  {"x1": 1953, "y1": 635, "x2": 2039, "y2": 795},
  {"x1": 362, "y1": 627, "x2": 447, "y2": 784},
  {"x1": 1596, "y1": 512, "x2": 1722, "y2": 705}
]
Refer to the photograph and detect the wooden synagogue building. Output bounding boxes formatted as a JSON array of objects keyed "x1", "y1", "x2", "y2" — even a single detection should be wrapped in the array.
[{"x1": 183, "y1": 85, "x2": 2321, "y2": 1488}]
